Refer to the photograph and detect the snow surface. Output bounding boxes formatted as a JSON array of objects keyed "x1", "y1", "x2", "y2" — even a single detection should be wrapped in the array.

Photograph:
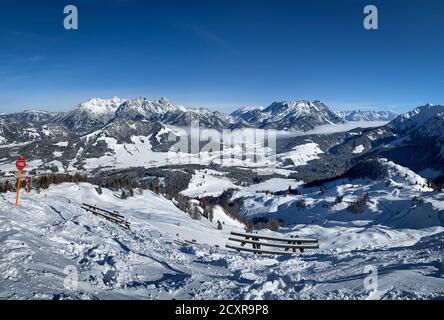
[
  {"x1": 47, "y1": 160, "x2": 65, "y2": 172},
  {"x1": 279, "y1": 142, "x2": 324, "y2": 166},
  {"x1": 80, "y1": 130, "x2": 280, "y2": 171},
  {"x1": 212, "y1": 205, "x2": 245, "y2": 229},
  {"x1": 352, "y1": 145, "x2": 365, "y2": 154},
  {"x1": 182, "y1": 173, "x2": 303, "y2": 200},
  {"x1": 242, "y1": 178, "x2": 303, "y2": 194},
  {"x1": 181, "y1": 170, "x2": 238, "y2": 198},
  {"x1": 54, "y1": 141, "x2": 69, "y2": 147},
  {"x1": 0, "y1": 159, "x2": 443, "y2": 300},
  {"x1": 53, "y1": 151, "x2": 64, "y2": 158},
  {"x1": 78, "y1": 97, "x2": 125, "y2": 115},
  {"x1": 236, "y1": 159, "x2": 442, "y2": 249}
]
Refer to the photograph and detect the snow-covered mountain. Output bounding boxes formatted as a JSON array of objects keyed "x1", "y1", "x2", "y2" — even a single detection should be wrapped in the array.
[
  {"x1": 336, "y1": 110, "x2": 398, "y2": 122},
  {"x1": 53, "y1": 97, "x2": 126, "y2": 133},
  {"x1": 163, "y1": 108, "x2": 236, "y2": 129},
  {"x1": 114, "y1": 97, "x2": 186, "y2": 121},
  {"x1": 230, "y1": 106, "x2": 264, "y2": 123},
  {"x1": 231, "y1": 100, "x2": 344, "y2": 130},
  {"x1": 411, "y1": 112, "x2": 444, "y2": 139},
  {"x1": 1, "y1": 99, "x2": 444, "y2": 182},
  {"x1": 115, "y1": 97, "x2": 236, "y2": 129},
  {"x1": 2, "y1": 97, "x2": 348, "y2": 139},
  {"x1": 390, "y1": 103, "x2": 444, "y2": 134},
  {"x1": 0, "y1": 117, "x2": 69, "y2": 145},
  {"x1": 1, "y1": 109, "x2": 60, "y2": 123}
]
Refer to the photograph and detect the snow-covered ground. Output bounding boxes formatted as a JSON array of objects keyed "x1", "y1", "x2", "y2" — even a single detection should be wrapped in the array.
[
  {"x1": 279, "y1": 142, "x2": 324, "y2": 167},
  {"x1": 181, "y1": 170, "x2": 237, "y2": 198},
  {"x1": 80, "y1": 132, "x2": 278, "y2": 171},
  {"x1": 181, "y1": 170, "x2": 303, "y2": 199},
  {"x1": 0, "y1": 158, "x2": 443, "y2": 300},
  {"x1": 237, "y1": 159, "x2": 443, "y2": 250},
  {"x1": 352, "y1": 145, "x2": 365, "y2": 154}
]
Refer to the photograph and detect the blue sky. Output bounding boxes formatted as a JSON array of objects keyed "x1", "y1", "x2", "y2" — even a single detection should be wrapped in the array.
[{"x1": 0, "y1": 0, "x2": 443, "y2": 113}]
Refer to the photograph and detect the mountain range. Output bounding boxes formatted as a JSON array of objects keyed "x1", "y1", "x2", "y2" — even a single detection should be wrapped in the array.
[
  {"x1": 1, "y1": 96, "x2": 396, "y2": 133},
  {"x1": 0, "y1": 97, "x2": 443, "y2": 182},
  {"x1": 335, "y1": 110, "x2": 398, "y2": 122}
]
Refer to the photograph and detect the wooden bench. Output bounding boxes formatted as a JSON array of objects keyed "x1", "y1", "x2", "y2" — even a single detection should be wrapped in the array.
[
  {"x1": 226, "y1": 231, "x2": 319, "y2": 255},
  {"x1": 81, "y1": 203, "x2": 131, "y2": 230}
]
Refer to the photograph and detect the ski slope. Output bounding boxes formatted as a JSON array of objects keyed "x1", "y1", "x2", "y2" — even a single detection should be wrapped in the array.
[{"x1": 0, "y1": 175, "x2": 443, "y2": 299}]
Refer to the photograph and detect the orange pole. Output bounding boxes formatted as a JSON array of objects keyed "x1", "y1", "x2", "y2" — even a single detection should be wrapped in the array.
[{"x1": 16, "y1": 170, "x2": 22, "y2": 207}]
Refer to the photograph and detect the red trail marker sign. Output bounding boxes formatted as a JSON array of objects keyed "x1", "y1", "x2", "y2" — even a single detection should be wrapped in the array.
[
  {"x1": 16, "y1": 157, "x2": 26, "y2": 171},
  {"x1": 15, "y1": 156, "x2": 27, "y2": 207}
]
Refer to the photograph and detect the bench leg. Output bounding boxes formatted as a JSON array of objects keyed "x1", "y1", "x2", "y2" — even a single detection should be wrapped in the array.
[
  {"x1": 254, "y1": 238, "x2": 261, "y2": 254},
  {"x1": 297, "y1": 241, "x2": 304, "y2": 253}
]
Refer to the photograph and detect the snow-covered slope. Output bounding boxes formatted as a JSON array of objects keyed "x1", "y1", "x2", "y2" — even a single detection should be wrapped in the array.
[
  {"x1": 181, "y1": 170, "x2": 238, "y2": 198},
  {"x1": 278, "y1": 142, "x2": 324, "y2": 167},
  {"x1": 238, "y1": 159, "x2": 442, "y2": 232},
  {"x1": 0, "y1": 176, "x2": 442, "y2": 299},
  {"x1": 381, "y1": 104, "x2": 444, "y2": 176},
  {"x1": 390, "y1": 103, "x2": 444, "y2": 133}
]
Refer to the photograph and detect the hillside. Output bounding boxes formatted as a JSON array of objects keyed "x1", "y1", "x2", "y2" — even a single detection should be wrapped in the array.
[{"x1": 0, "y1": 158, "x2": 443, "y2": 299}]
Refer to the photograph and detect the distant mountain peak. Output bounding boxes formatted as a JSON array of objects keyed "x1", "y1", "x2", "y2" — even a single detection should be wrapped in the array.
[
  {"x1": 158, "y1": 96, "x2": 170, "y2": 104},
  {"x1": 49, "y1": 97, "x2": 127, "y2": 132},
  {"x1": 336, "y1": 110, "x2": 398, "y2": 122},
  {"x1": 390, "y1": 103, "x2": 444, "y2": 133},
  {"x1": 116, "y1": 97, "x2": 188, "y2": 118},
  {"x1": 231, "y1": 99, "x2": 343, "y2": 130},
  {"x1": 77, "y1": 97, "x2": 126, "y2": 114},
  {"x1": 265, "y1": 100, "x2": 329, "y2": 113},
  {"x1": 230, "y1": 105, "x2": 261, "y2": 116}
]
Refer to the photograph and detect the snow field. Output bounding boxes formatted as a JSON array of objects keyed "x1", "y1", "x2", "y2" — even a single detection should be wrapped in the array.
[{"x1": 0, "y1": 158, "x2": 443, "y2": 299}]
